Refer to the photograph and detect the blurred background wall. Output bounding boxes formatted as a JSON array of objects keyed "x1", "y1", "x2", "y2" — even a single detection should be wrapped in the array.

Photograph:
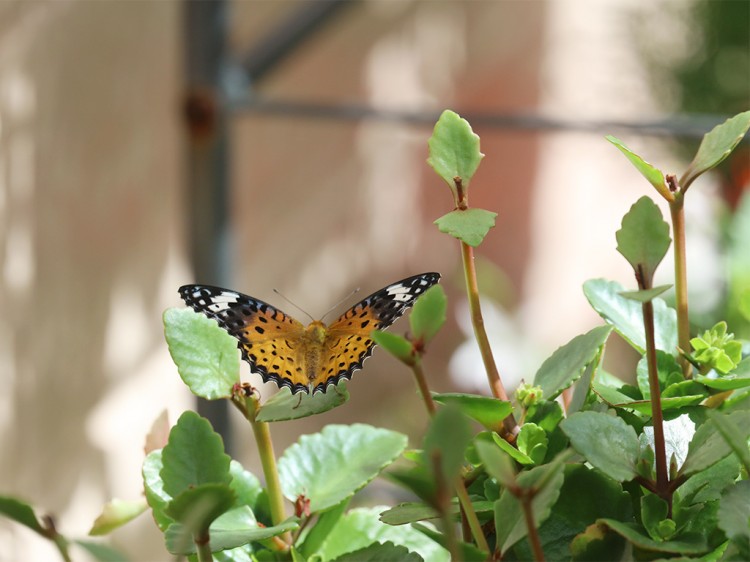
[{"x1": 0, "y1": 0, "x2": 746, "y2": 559}]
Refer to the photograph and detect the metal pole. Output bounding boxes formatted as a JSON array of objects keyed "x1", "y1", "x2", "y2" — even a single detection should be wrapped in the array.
[{"x1": 183, "y1": 0, "x2": 233, "y2": 452}]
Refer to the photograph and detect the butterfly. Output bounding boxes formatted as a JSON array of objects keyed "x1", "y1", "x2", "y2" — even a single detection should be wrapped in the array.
[{"x1": 179, "y1": 272, "x2": 441, "y2": 395}]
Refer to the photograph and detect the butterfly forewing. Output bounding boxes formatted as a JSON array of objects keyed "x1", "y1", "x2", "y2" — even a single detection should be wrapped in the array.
[{"x1": 179, "y1": 272, "x2": 441, "y2": 394}]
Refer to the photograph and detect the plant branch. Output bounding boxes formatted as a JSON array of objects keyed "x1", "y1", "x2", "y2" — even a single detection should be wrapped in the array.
[
  {"x1": 194, "y1": 531, "x2": 214, "y2": 562},
  {"x1": 520, "y1": 493, "x2": 545, "y2": 562},
  {"x1": 431, "y1": 452, "x2": 461, "y2": 562},
  {"x1": 455, "y1": 478, "x2": 490, "y2": 554},
  {"x1": 638, "y1": 266, "x2": 669, "y2": 498},
  {"x1": 667, "y1": 182, "x2": 692, "y2": 378},
  {"x1": 410, "y1": 360, "x2": 437, "y2": 416}
]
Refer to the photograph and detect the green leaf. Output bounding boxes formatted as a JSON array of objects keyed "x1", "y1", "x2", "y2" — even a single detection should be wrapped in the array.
[
  {"x1": 600, "y1": 519, "x2": 707, "y2": 555},
  {"x1": 690, "y1": 321, "x2": 743, "y2": 374},
  {"x1": 584, "y1": 279, "x2": 678, "y2": 355},
  {"x1": 298, "y1": 499, "x2": 349, "y2": 558},
  {"x1": 706, "y1": 409, "x2": 750, "y2": 474},
  {"x1": 619, "y1": 285, "x2": 672, "y2": 302},
  {"x1": 88, "y1": 498, "x2": 148, "y2": 536},
  {"x1": 434, "y1": 208, "x2": 497, "y2": 247},
  {"x1": 682, "y1": 411, "x2": 750, "y2": 476},
  {"x1": 475, "y1": 439, "x2": 516, "y2": 488},
  {"x1": 0, "y1": 495, "x2": 44, "y2": 534},
  {"x1": 142, "y1": 450, "x2": 173, "y2": 531},
  {"x1": 495, "y1": 452, "x2": 569, "y2": 554},
  {"x1": 316, "y1": 506, "x2": 449, "y2": 562},
  {"x1": 161, "y1": 411, "x2": 232, "y2": 498},
  {"x1": 331, "y1": 541, "x2": 424, "y2": 562},
  {"x1": 278, "y1": 424, "x2": 407, "y2": 513},
  {"x1": 409, "y1": 285, "x2": 447, "y2": 344},
  {"x1": 165, "y1": 509, "x2": 298, "y2": 555},
  {"x1": 682, "y1": 111, "x2": 750, "y2": 190},
  {"x1": 533, "y1": 325, "x2": 612, "y2": 400},
  {"x1": 164, "y1": 483, "x2": 235, "y2": 537},
  {"x1": 427, "y1": 110, "x2": 484, "y2": 190},
  {"x1": 370, "y1": 330, "x2": 414, "y2": 364},
  {"x1": 379, "y1": 502, "x2": 439, "y2": 526},
  {"x1": 514, "y1": 464, "x2": 631, "y2": 562},
  {"x1": 255, "y1": 383, "x2": 349, "y2": 422},
  {"x1": 493, "y1": 431, "x2": 535, "y2": 466},
  {"x1": 636, "y1": 351, "x2": 682, "y2": 399},
  {"x1": 560, "y1": 411, "x2": 639, "y2": 482},
  {"x1": 432, "y1": 393, "x2": 512, "y2": 433},
  {"x1": 73, "y1": 540, "x2": 129, "y2": 562},
  {"x1": 163, "y1": 308, "x2": 239, "y2": 399},
  {"x1": 517, "y1": 423, "x2": 548, "y2": 465},
  {"x1": 423, "y1": 405, "x2": 474, "y2": 485},
  {"x1": 411, "y1": 523, "x2": 487, "y2": 562},
  {"x1": 641, "y1": 493, "x2": 671, "y2": 541},
  {"x1": 718, "y1": 481, "x2": 750, "y2": 545},
  {"x1": 616, "y1": 196, "x2": 671, "y2": 282},
  {"x1": 695, "y1": 357, "x2": 750, "y2": 390},
  {"x1": 606, "y1": 136, "x2": 672, "y2": 200},
  {"x1": 228, "y1": 461, "x2": 262, "y2": 510},
  {"x1": 679, "y1": 454, "x2": 741, "y2": 506}
]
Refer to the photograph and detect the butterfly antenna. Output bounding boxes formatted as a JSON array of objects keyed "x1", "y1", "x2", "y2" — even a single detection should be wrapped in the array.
[
  {"x1": 321, "y1": 287, "x2": 361, "y2": 322},
  {"x1": 273, "y1": 289, "x2": 315, "y2": 322}
]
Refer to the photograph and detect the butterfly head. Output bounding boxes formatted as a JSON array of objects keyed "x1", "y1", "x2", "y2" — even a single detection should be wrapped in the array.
[{"x1": 305, "y1": 320, "x2": 328, "y2": 344}]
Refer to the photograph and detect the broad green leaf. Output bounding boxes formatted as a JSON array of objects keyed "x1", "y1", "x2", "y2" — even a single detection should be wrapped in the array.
[
  {"x1": 73, "y1": 540, "x2": 129, "y2": 562},
  {"x1": 600, "y1": 519, "x2": 707, "y2": 555},
  {"x1": 371, "y1": 330, "x2": 413, "y2": 364},
  {"x1": 493, "y1": 432, "x2": 535, "y2": 466},
  {"x1": 706, "y1": 409, "x2": 750, "y2": 474},
  {"x1": 228, "y1": 461, "x2": 262, "y2": 510},
  {"x1": 584, "y1": 279, "x2": 678, "y2": 355},
  {"x1": 409, "y1": 285, "x2": 447, "y2": 344},
  {"x1": 161, "y1": 412, "x2": 232, "y2": 498},
  {"x1": 434, "y1": 208, "x2": 497, "y2": 247},
  {"x1": 142, "y1": 450, "x2": 173, "y2": 531},
  {"x1": 385, "y1": 462, "x2": 436, "y2": 505},
  {"x1": 88, "y1": 498, "x2": 148, "y2": 536},
  {"x1": 517, "y1": 423, "x2": 548, "y2": 465},
  {"x1": 560, "y1": 411, "x2": 639, "y2": 482},
  {"x1": 423, "y1": 405, "x2": 474, "y2": 485},
  {"x1": 682, "y1": 111, "x2": 750, "y2": 190},
  {"x1": 164, "y1": 483, "x2": 235, "y2": 537},
  {"x1": 695, "y1": 357, "x2": 750, "y2": 390},
  {"x1": 496, "y1": 452, "x2": 569, "y2": 554},
  {"x1": 379, "y1": 502, "x2": 438, "y2": 526},
  {"x1": 256, "y1": 383, "x2": 349, "y2": 422},
  {"x1": 411, "y1": 523, "x2": 487, "y2": 562},
  {"x1": 679, "y1": 454, "x2": 741, "y2": 506},
  {"x1": 570, "y1": 522, "x2": 627, "y2": 561},
  {"x1": 619, "y1": 285, "x2": 672, "y2": 302},
  {"x1": 427, "y1": 110, "x2": 484, "y2": 190},
  {"x1": 636, "y1": 351, "x2": 682, "y2": 399},
  {"x1": 533, "y1": 325, "x2": 612, "y2": 399},
  {"x1": 0, "y1": 495, "x2": 44, "y2": 534},
  {"x1": 278, "y1": 424, "x2": 407, "y2": 513},
  {"x1": 592, "y1": 380, "x2": 704, "y2": 414},
  {"x1": 163, "y1": 308, "x2": 239, "y2": 399},
  {"x1": 641, "y1": 493, "x2": 671, "y2": 541},
  {"x1": 475, "y1": 439, "x2": 516, "y2": 488},
  {"x1": 165, "y1": 509, "x2": 298, "y2": 555},
  {"x1": 616, "y1": 196, "x2": 671, "y2": 282},
  {"x1": 513, "y1": 464, "x2": 631, "y2": 562},
  {"x1": 432, "y1": 393, "x2": 512, "y2": 433},
  {"x1": 299, "y1": 499, "x2": 349, "y2": 558},
  {"x1": 331, "y1": 541, "x2": 424, "y2": 562},
  {"x1": 316, "y1": 506, "x2": 449, "y2": 562},
  {"x1": 568, "y1": 355, "x2": 597, "y2": 415},
  {"x1": 606, "y1": 136, "x2": 672, "y2": 200},
  {"x1": 682, "y1": 411, "x2": 750, "y2": 476},
  {"x1": 718, "y1": 481, "x2": 750, "y2": 544}
]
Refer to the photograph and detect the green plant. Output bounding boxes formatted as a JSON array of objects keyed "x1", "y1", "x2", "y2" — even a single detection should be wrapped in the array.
[{"x1": 6, "y1": 110, "x2": 749, "y2": 561}]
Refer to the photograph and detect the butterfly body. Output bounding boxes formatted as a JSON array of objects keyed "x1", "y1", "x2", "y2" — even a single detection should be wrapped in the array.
[{"x1": 179, "y1": 272, "x2": 440, "y2": 394}]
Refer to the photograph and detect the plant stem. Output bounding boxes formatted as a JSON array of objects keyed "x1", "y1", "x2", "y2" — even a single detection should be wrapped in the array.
[
  {"x1": 431, "y1": 452, "x2": 461, "y2": 562},
  {"x1": 642, "y1": 298, "x2": 669, "y2": 497},
  {"x1": 521, "y1": 495, "x2": 545, "y2": 562},
  {"x1": 195, "y1": 532, "x2": 214, "y2": 562},
  {"x1": 669, "y1": 194, "x2": 692, "y2": 378},
  {"x1": 460, "y1": 242, "x2": 518, "y2": 441},
  {"x1": 411, "y1": 361, "x2": 437, "y2": 416},
  {"x1": 455, "y1": 479, "x2": 490, "y2": 555},
  {"x1": 251, "y1": 420, "x2": 288, "y2": 529}
]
